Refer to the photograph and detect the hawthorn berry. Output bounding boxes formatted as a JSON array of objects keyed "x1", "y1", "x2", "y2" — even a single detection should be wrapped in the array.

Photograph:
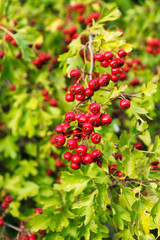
[
  {"x1": 5, "y1": 195, "x2": 13, "y2": 203},
  {"x1": 55, "y1": 125, "x2": 64, "y2": 134},
  {"x1": 94, "y1": 53, "x2": 104, "y2": 61},
  {"x1": 50, "y1": 99, "x2": 57, "y2": 107},
  {"x1": 35, "y1": 208, "x2": 43, "y2": 214},
  {"x1": 9, "y1": 84, "x2": 16, "y2": 91},
  {"x1": 88, "y1": 115, "x2": 100, "y2": 127},
  {"x1": 98, "y1": 76, "x2": 109, "y2": 87},
  {"x1": 46, "y1": 169, "x2": 56, "y2": 176},
  {"x1": 38, "y1": 230, "x2": 46, "y2": 234},
  {"x1": 111, "y1": 67, "x2": 120, "y2": 75},
  {"x1": 28, "y1": 237, "x2": 36, "y2": 240},
  {"x1": 135, "y1": 142, "x2": 143, "y2": 150},
  {"x1": 118, "y1": 49, "x2": 127, "y2": 58},
  {"x1": 76, "y1": 144, "x2": 87, "y2": 156},
  {"x1": 114, "y1": 153, "x2": 122, "y2": 161},
  {"x1": 84, "y1": 88, "x2": 94, "y2": 97},
  {"x1": 71, "y1": 154, "x2": 82, "y2": 164},
  {"x1": 20, "y1": 236, "x2": 28, "y2": 240},
  {"x1": 1, "y1": 201, "x2": 9, "y2": 209},
  {"x1": 67, "y1": 139, "x2": 78, "y2": 149},
  {"x1": 100, "y1": 60, "x2": 109, "y2": 68},
  {"x1": 65, "y1": 93, "x2": 75, "y2": 102},
  {"x1": 104, "y1": 51, "x2": 113, "y2": 60},
  {"x1": 111, "y1": 75, "x2": 119, "y2": 82},
  {"x1": 70, "y1": 86, "x2": 76, "y2": 95},
  {"x1": 117, "y1": 171, "x2": 123, "y2": 177},
  {"x1": 88, "y1": 79, "x2": 99, "y2": 91},
  {"x1": 64, "y1": 152, "x2": 72, "y2": 161},
  {"x1": 78, "y1": 114, "x2": 88, "y2": 125},
  {"x1": 0, "y1": 219, "x2": 4, "y2": 226},
  {"x1": 65, "y1": 112, "x2": 75, "y2": 123},
  {"x1": 89, "y1": 102, "x2": 100, "y2": 114},
  {"x1": 97, "y1": 159, "x2": 102, "y2": 167},
  {"x1": 55, "y1": 135, "x2": 66, "y2": 147},
  {"x1": 91, "y1": 149, "x2": 102, "y2": 159},
  {"x1": 120, "y1": 99, "x2": 130, "y2": 110},
  {"x1": 101, "y1": 114, "x2": 112, "y2": 126},
  {"x1": 76, "y1": 94, "x2": 85, "y2": 101},
  {"x1": 75, "y1": 84, "x2": 84, "y2": 94},
  {"x1": 91, "y1": 133, "x2": 101, "y2": 144},
  {"x1": 0, "y1": 50, "x2": 5, "y2": 58},
  {"x1": 42, "y1": 89, "x2": 48, "y2": 96},
  {"x1": 82, "y1": 154, "x2": 93, "y2": 164},
  {"x1": 70, "y1": 69, "x2": 80, "y2": 79},
  {"x1": 55, "y1": 160, "x2": 66, "y2": 168},
  {"x1": 109, "y1": 164, "x2": 117, "y2": 173},
  {"x1": 44, "y1": 95, "x2": 50, "y2": 102},
  {"x1": 70, "y1": 162, "x2": 81, "y2": 170},
  {"x1": 110, "y1": 59, "x2": 118, "y2": 68},
  {"x1": 82, "y1": 122, "x2": 93, "y2": 135}
]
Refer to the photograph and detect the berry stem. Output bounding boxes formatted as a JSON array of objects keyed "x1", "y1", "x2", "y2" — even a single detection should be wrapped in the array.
[
  {"x1": 4, "y1": 222, "x2": 21, "y2": 232},
  {"x1": 99, "y1": 88, "x2": 142, "y2": 99},
  {"x1": 88, "y1": 34, "x2": 93, "y2": 104}
]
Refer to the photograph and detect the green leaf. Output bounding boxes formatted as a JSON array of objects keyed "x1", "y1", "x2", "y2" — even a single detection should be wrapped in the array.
[
  {"x1": 17, "y1": 181, "x2": 39, "y2": 200},
  {"x1": 141, "y1": 82, "x2": 157, "y2": 96},
  {"x1": 98, "y1": 3, "x2": 121, "y2": 23}
]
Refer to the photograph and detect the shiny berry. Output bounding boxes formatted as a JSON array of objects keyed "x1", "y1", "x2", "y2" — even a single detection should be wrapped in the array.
[
  {"x1": 111, "y1": 74, "x2": 119, "y2": 82},
  {"x1": 82, "y1": 122, "x2": 93, "y2": 135},
  {"x1": 55, "y1": 135, "x2": 66, "y2": 147},
  {"x1": 100, "y1": 60, "x2": 109, "y2": 68},
  {"x1": 75, "y1": 113, "x2": 83, "y2": 120},
  {"x1": 70, "y1": 162, "x2": 81, "y2": 170},
  {"x1": 114, "y1": 153, "x2": 122, "y2": 161},
  {"x1": 76, "y1": 94, "x2": 85, "y2": 101},
  {"x1": 1, "y1": 202, "x2": 9, "y2": 209},
  {"x1": 75, "y1": 84, "x2": 85, "y2": 94},
  {"x1": 88, "y1": 80, "x2": 99, "y2": 91},
  {"x1": 38, "y1": 230, "x2": 46, "y2": 234},
  {"x1": 21, "y1": 236, "x2": 28, "y2": 240},
  {"x1": 118, "y1": 49, "x2": 127, "y2": 58},
  {"x1": 65, "y1": 112, "x2": 75, "y2": 123},
  {"x1": 82, "y1": 154, "x2": 93, "y2": 164},
  {"x1": 97, "y1": 159, "x2": 102, "y2": 167},
  {"x1": 98, "y1": 76, "x2": 109, "y2": 87},
  {"x1": 55, "y1": 125, "x2": 64, "y2": 134},
  {"x1": 35, "y1": 208, "x2": 43, "y2": 214},
  {"x1": 120, "y1": 99, "x2": 130, "y2": 110},
  {"x1": 78, "y1": 114, "x2": 88, "y2": 125},
  {"x1": 4, "y1": 195, "x2": 13, "y2": 203},
  {"x1": 101, "y1": 114, "x2": 112, "y2": 125},
  {"x1": 0, "y1": 219, "x2": 4, "y2": 226},
  {"x1": 70, "y1": 86, "x2": 76, "y2": 95},
  {"x1": 109, "y1": 164, "x2": 117, "y2": 173},
  {"x1": 135, "y1": 142, "x2": 143, "y2": 150},
  {"x1": 71, "y1": 154, "x2": 82, "y2": 164},
  {"x1": 91, "y1": 149, "x2": 102, "y2": 159},
  {"x1": 94, "y1": 53, "x2": 104, "y2": 61},
  {"x1": 76, "y1": 145, "x2": 87, "y2": 156},
  {"x1": 42, "y1": 89, "x2": 48, "y2": 96},
  {"x1": 88, "y1": 115, "x2": 100, "y2": 127},
  {"x1": 9, "y1": 84, "x2": 16, "y2": 91},
  {"x1": 89, "y1": 103, "x2": 100, "y2": 114},
  {"x1": 111, "y1": 68, "x2": 120, "y2": 75},
  {"x1": 110, "y1": 59, "x2": 118, "y2": 68},
  {"x1": 50, "y1": 99, "x2": 57, "y2": 107},
  {"x1": 70, "y1": 69, "x2": 80, "y2": 79},
  {"x1": 91, "y1": 133, "x2": 101, "y2": 144},
  {"x1": 67, "y1": 139, "x2": 78, "y2": 150},
  {"x1": 65, "y1": 93, "x2": 75, "y2": 102},
  {"x1": 64, "y1": 152, "x2": 72, "y2": 161},
  {"x1": 84, "y1": 88, "x2": 94, "y2": 97},
  {"x1": 44, "y1": 95, "x2": 50, "y2": 102},
  {"x1": 117, "y1": 171, "x2": 123, "y2": 177},
  {"x1": 104, "y1": 51, "x2": 113, "y2": 60}
]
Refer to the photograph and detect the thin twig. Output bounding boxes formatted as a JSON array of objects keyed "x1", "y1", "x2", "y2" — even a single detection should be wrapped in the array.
[
  {"x1": 125, "y1": 177, "x2": 160, "y2": 183},
  {"x1": 99, "y1": 88, "x2": 142, "y2": 99},
  {"x1": 88, "y1": 34, "x2": 93, "y2": 103},
  {"x1": 4, "y1": 222, "x2": 21, "y2": 232}
]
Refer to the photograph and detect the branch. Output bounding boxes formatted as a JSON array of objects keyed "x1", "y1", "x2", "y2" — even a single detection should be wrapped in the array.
[
  {"x1": 88, "y1": 35, "x2": 94, "y2": 81},
  {"x1": 125, "y1": 177, "x2": 160, "y2": 183},
  {"x1": 99, "y1": 88, "x2": 142, "y2": 99},
  {"x1": 4, "y1": 222, "x2": 21, "y2": 232},
  {"x1": 102, "y1": 221, "x2": 118, "y2": 240}
]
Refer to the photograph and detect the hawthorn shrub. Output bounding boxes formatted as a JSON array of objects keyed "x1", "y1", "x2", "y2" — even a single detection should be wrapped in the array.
[{"x1": 0, "y1": 0, "x2": 160, "y2": 240}]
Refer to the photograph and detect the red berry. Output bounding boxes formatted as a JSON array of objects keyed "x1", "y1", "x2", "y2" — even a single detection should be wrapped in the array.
[
  {"x1": 135, "y1": 142, "x2": 143, "y2": 150},
  {"x1": 55, "y1": 135, "x2": 66, "y2": 147},
  {"x1": 97, "y1": 76, "x2": 109, "y2": 87},
  {"x1": 44, "y1": 95, "x2": 50, "y2": 102},
  {"x1": 35, "y1": 208, "x2": 43, "y2": 214},
  {"x1": 0, "y1": 219, "x2": 4, "y2": 226},
  {"x1": 21, "y1": 236, "x2": 28, "y2": 240},
  {"x1": 117, "y1": 58, "x2": 124, "y2": 67},
  {"x1": 70, "y1": 69, "x2": 80, "y2": 79},
  {"x1": 97, "y1": 159, "x2": 102, "y2": 167},
  {"x1": 88, "y1": 115, "x2": 100, "y2": 127},
  {"x1": 110, "y1": 59, "x2": 118, "y2": 68},
  {"x1": 89, "y1": 103, "x2": 100, "y2": 114},
  {"x1": 130, "y1": 78, "x2": 139, "y2": 86},
  {"x1": 76, "y1": 145, "x2": 87, "y2": 156},
  {"x1": 67, "y1": 139, "x2": 78, "y2": 150},
  {"x1": 4, "y1": 195, "x2": 13, "y2": 203},
  {"x1": 104, "y1": 51, "x2": 113, "y2": 60},
  {"x1": 46, "y1": 169, "x2": 56, "y2": 176},
  {"x1": 0, "y1": 50, "x2": 5, "y2": 58},
  {"x1": 1, "y1": 201, "x2": 9, "y2": 209},
  {"x1": 78, "y1": 16, "x2": 84, "y2": 22},
  {"x1": 55, "y1": 125, "x2": 64, "y2": 134},
  {"x1": 75, "y1": 113, "x2": 83, "y2": 121},
  {"x1": 71, "y1": 154, "x2": 82, "y2": 164},
  {"x1": 30, "y1": 19, "x2": 36, "y2": 25},
  {"x1": 38, "y1": 230, "x2": 46, "y2": 234},
  {"x1": 50, "y1": 98, "x2": 57, "y2": 107},
  {"x1": 123, "y1": 66, "x2": 130, "y2": 72},
  {"x1": 84, "y1": 88, "x2": 94, "y2": 97},
  {"x1": 101, "y1": 114, "x2": 112, "y2": 126},
  {"x1": 91, "y1": 149, "x2": 102, "y2": 159},
  {"x1": 109, "y1": 164, "x2": 117, "y2": 173},
  {"x1": 118, "y1": 49, "x2": 127, "y2": 58},
  {"x1": 55, "y1": 160, "x2": 65, "y2": 168},
  {"x1": 120, "y1": 99, "x2": 130, "y2": 110},
  {"x1": 82, "y1": 154, "x2": 93, "y2": 164},
  {"x1": 82, "y1": 122, "x2": 93, "y2": 135},
  {"x1": 70, "y1": 162, "x2": 81, "y2": 170},
  {"x1": 94, "y1": 53, "x2": 104, "y2": 62},
  {"x1": 70, "y1": 86, "x2": 76, "y2": 95},
  {"x1": 28, "y1": 237, "x2": 36, "y2": 240},
  {"x1": 76, "y1": 94, "x2": 85, "y2": 101},
  {"x1": 65, "y1": 112, "x2": 75, "y2": 123},
  {"x1": 5, "y1": 33, "x2": 13, "y2": 41},
  {"x1": 64, "y1": 152, "x2": 72, "y2": 161},
  {"x1": 111, "y1": 74, "x2": 119, "y2": 82},
  {"x1": 35, "y1": 43, "x2": 42, "y2": 49},
  {"x1": 100, "y1": 60, "x2": 109, "y2": 68},
  {"x1": 91, "y1": 133, "x2": 101, "y2": 144},
  {"x1": 9, "y1": 84, "x2": 16, "y2": 91},
  {"x1": 111, "y1": 67, "x2": 120, "y2": 75},
  {"x1": 78, "y1": 114, "x2": 88, "y2": 125},
  {"x1": 42, "y1": 89, "x2": 48, "y2": 96},
  {"x1": 117, "y1": 171, "x2": 123, "y2": 177},
  {"x1": 114, "y1": 153, "x2": 122, "y2": 161},
  {"x1": 88, "y1": 80, "x2": 99, "y2": 91},
  {"x1": 11, "y1": 39, "x2": 17, "y2": 46},
  {"x1": 65, "y1": 93, "x2": 75, "y2": 102},
  {"x1": 75, "y1": 84, "x2": 84, "y2": 95}
]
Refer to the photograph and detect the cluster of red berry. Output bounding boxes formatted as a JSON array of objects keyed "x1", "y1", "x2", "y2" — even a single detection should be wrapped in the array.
[
  {"x1": 146, "y1": 38, "x2": 160, "y2": 55},
  {"x1": 32, "y1": 52, "x2": 58, "y2": 70},
  {"x1": 5, "y1": 33, "x2": 17, "y2": 46},
  {"x1": 41, "y1": 88, "x2": 58, "y2": 109},
  {"x1": 0, "y1": 195, "x2": 13, "y2": 226}
]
